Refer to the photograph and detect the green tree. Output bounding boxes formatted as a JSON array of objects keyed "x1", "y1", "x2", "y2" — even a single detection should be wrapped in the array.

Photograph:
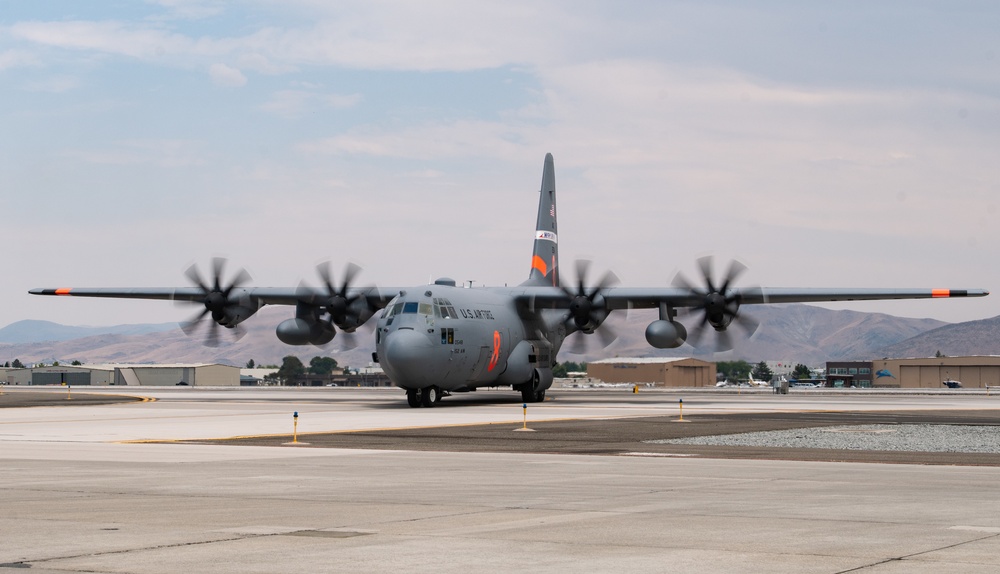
[
  {"x1": 554, "y1": 361, "x2": 586, "y2": 377},
  {"x1": 246, "y1": 359, "x2": 256, "y2": 369},
  {"x1": 52, "y1": 361, "x2": 60, "y2": 367},
  {"x1": 11, "y1": 359, "x2": 24, "y2": 369},
  {"x1": 309, "y1": 356, "x2": 339, "y2": 375},
  {"x1": 71, "y1": 360, "x2": 83, "y2": 366},
  {"x1": 791, "y1": 364, "x2": 812, "y2": 380},
  {"x1": 716, "y1": 360, "x2": 752, "y2": 381},
  {"x1": 752, "y1": 361, "x2": 774, "y2": 382},
  {"x1": 276, "y1": 355, "x2": 306, "y2": 384}
]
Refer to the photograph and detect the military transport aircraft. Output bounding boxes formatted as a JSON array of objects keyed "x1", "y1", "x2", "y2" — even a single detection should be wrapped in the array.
[{"x1": 30, "y1": 154, "x2": 988, "y2": 407}]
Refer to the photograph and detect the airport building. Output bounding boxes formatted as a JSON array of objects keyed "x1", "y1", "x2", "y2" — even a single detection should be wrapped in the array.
[
  {"x1": 586, "y1": 357, "x2": 716, "y2": 387},
  {"x1": 828, "y1": 356, "x2": 1000, "y2": 388},
  {"x1": 3, "y1": 364, "x2": 239, "y2": 386}
]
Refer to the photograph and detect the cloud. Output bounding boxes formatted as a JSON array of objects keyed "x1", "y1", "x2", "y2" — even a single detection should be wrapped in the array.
[
  {"x1": 325, "y1": 92, "x2": 362, "y2": 109},
  {"x1": 237, "y1": 52, "x2": 295, "y2": 74},
  {"x1": 61, "y1": 139, "x2": 208, "y2": 167},
  {"x1": 209, "y1": 62, "x2": 246, "y2": 86},
  {"x1": 146, "y1": 0, "x2": 227, "y2": 20},
  {"x1": 259, "y1": 89, "x2": 361, "y2": 118},
  {"x1": 22, "y1": 75, "x2": 80, "y2": 92},
  {"x1": 0, "y1": 49, "x2": 38, "y2": 70},
  {"x1": 10, "y1": 20, "x2": 196, "y2": 59}
]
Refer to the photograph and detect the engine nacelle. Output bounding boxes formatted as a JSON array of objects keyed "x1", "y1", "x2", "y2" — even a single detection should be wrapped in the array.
[
  {"x1": 217, "y1": 305, "x2": 258, "y2": 328},
  {"x1": 276, "y1": 317, "x2": 335, "y2": 346},
  {"x1": 645, "y1": 320, "x2": 687, "y2": 349}
]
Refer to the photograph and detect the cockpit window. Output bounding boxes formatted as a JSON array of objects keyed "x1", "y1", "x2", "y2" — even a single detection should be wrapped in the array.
[
  {"x1": 381, "y1": 296, "x2": 400, "y2": 318},
  {"x1": 433, "y1": 298, "x2": 457, "y2": 319},
  {"x1": 402, "y1": 302, "x2": 419, "y2": 314},
  {"x1": 418, "y1": 303, "x2": 433, "y2": 316}
]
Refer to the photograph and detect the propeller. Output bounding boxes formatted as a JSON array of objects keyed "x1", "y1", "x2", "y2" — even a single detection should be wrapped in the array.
[
  {"x1": 672, "y1": 256, "x2": 759, "y2": 352},
  {"x1": 560, "y1": 259, "x2": 622, "y2": 355},
  {"x1": 178, "y1": 257, "x2": 251, "y2": 347},
  {"x1": 312, "y1": 261, "x2": 372, "y2": 349}
]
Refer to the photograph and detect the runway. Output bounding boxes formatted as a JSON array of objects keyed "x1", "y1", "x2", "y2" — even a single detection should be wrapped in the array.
[{"x1": 2, "y1": 387, "x2": 999, "y2": 573}]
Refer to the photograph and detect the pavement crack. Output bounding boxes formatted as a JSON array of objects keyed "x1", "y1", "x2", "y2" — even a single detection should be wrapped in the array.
[
  {"x1": 833, "y1": 531, "x2": 1000, "y2": 573},
  {"x1": 14, "y1": 534, "x2": 262, "y2": 567}
]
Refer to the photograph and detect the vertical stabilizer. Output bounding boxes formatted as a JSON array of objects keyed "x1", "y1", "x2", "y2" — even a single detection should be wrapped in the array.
[{"x1": 527, "y1": 153, "x2": 559, "y2": 285}]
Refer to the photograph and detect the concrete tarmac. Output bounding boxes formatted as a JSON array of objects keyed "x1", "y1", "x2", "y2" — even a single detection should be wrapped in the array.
[{"x1": 2, "y1": 387, "x2": 999, "y2": 573}]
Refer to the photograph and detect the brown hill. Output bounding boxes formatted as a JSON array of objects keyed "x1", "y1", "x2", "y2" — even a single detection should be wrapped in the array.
[
  {"x1": 0, "y1": 307, "x2": 377, "y2": 369},
  {"x1": 874, "y1": 315, "x2": 1000, "y2": 359},
  {"x1": 582, "y1": 304, "x2": 948, "y2": 365},
  {"x1": 1, "y1": 303, "x2": 972, "y2": 369}
]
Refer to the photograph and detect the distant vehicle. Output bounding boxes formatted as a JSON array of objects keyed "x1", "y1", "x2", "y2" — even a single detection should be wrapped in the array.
[
  {"x1": 325, "y1": 383, "x2": 338, "y2": 387},
  {"x1": 942, "y1": 380, "x2": 963, "y2": 389}
]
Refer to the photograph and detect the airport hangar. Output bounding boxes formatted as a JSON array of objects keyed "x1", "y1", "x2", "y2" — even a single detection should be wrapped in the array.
[
  {"x1": 2, "y1": 364, "x2": 239, "y2": 386},
  {"x1": 587, "y1": 356, "x2": 1000, "y2": 388},
  {"x1": 830, "y1": 356, "x2": 1000, "y2": 388},
  {"x1": 586, "y1": 357, "x2": 716, "y2": 387}
]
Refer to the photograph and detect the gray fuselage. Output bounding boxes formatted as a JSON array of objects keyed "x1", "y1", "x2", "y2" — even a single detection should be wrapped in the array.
[{"x1": 375, "y1": 280, "x2": 563, "y2": 392}]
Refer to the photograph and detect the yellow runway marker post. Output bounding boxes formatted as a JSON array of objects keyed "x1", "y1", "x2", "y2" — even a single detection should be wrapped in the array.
[
  {"x1": 514, "y1": 403, "x2": 535, "y2": 432},
  {"x1": 283, "y1": 411, "x2": 309, "y2": 446},
  {"x1": 673, "y1": 398, "x2": 690, "y2": 423}
]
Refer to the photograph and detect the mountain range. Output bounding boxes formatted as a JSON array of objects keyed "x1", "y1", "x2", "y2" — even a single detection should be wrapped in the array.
[{"x1": 0, "y1": 304, "x2": 996, "y2": 368}]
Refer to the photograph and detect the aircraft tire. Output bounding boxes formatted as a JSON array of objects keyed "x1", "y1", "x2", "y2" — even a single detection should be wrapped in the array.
[
  {"x1": 420, "y1": 386, "x2": 438, "y2": 407},
  {"x1": 520, "y1": 386, "x2": 545, "y2": 403},
  {"x1": 406, "y1": 389, "x2": 420, "y2": 408}
]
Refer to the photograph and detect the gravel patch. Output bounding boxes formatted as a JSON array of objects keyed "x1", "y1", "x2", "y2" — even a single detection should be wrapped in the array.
[{"x1": 648, "y1": 424, "x2": 1000, "y2": 454}]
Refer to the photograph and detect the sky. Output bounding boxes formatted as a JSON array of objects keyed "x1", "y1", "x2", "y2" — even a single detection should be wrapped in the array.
[{"x1": 2, "y1": 0, "x2": 999, "y2": 329}]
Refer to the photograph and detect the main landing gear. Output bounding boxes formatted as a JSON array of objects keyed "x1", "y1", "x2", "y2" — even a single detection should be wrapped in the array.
[
  {"x1": 518, "y1": 371, "x2": 547, "y2": 403},
  {"x1": 406, "y1": 387, "x2": 442, "y2": 408},
  {"x1": 520, "y1": 386, "x2": 545, "y2": 403}
]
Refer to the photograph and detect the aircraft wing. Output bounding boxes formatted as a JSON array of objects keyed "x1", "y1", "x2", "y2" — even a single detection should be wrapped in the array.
[
  {"x1": 517, "y1": 286, "x2": 988, "y2": 311},
  {"x1": 28, "y1": 286, "x2": 394, "y2": 308},
  {"x1": 517, "y1": 284, "x2": 988, "y2": 350},
  {"x1": 598, "y1": 287, "x2": 989, "y2": 310}
]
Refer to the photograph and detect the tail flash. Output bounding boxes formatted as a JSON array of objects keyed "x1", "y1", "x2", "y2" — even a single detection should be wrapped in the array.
[{"x1": 528, "y1": 153, "x2": 559, "y2": 285}]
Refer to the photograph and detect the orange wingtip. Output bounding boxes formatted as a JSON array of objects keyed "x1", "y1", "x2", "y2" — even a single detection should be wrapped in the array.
[
  {"x1": 931, "y1": 289, "x2": 951, "y2": 298},
  {"x1": 55, "y1": 288, "x2": 72, "y2": 295}
]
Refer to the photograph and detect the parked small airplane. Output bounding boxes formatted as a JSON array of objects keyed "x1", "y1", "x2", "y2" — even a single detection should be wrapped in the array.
[{"x1": 30, "y1": 154, "x2": 989, "y2": 407}]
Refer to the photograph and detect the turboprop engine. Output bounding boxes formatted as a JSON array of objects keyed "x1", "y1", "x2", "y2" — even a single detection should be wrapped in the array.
[
  {"x1": 276, "y1": 317, "x2": 335, "y2": 346},
  {"x1": 645, "y1": 320, "x2": 688, "y2": 349}
]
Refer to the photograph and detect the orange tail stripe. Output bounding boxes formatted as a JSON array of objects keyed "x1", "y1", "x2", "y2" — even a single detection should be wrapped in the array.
[
  {"x1": 55, "y1": 288, "x2": 72, "y2": 295},
  {"x1": 931, "y1": 289, "x2": 950, "y2": 298},
  {"x1": 532, "y1": 255, "x2": 548, "y2": 276}
]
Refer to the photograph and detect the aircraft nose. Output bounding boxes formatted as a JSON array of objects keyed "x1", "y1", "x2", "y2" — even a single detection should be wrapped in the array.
[{"x1": 383, "y1": 328, "x2": 434, "y2": 386}]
